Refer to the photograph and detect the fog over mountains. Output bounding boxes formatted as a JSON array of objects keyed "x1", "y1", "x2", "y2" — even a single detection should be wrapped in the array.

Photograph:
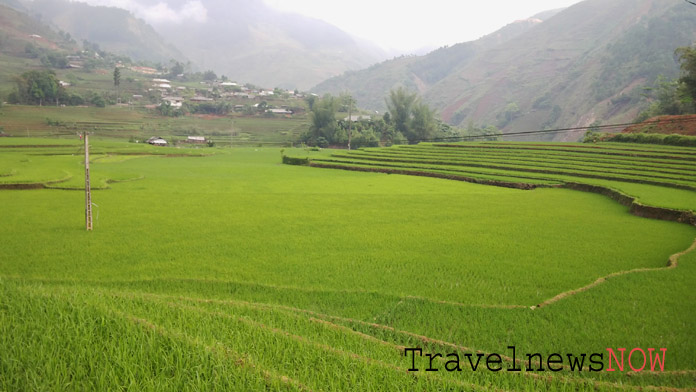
[
  {"x1": 2, "y1": 0, "x2": 695, "y2": 137},
  {"x1": 6, "y1": 0, "x2": 388, "y2": 89},
  {"x1": 314, "y1": 0, "x2": 696, "y2": 139}
]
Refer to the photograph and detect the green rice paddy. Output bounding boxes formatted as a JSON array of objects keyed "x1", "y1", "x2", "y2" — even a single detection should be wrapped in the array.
[{"x1": 1, "y1": 139, "x2": 695, "y2": 391}]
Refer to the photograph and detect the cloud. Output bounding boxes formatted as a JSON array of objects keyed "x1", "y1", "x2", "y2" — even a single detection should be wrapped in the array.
[
  {"x1": 140, "y1": 1, "x2": 207, "y2": 24},
  {"x1": 74, "y1": 0, "x2": 208, "y2": 24}
]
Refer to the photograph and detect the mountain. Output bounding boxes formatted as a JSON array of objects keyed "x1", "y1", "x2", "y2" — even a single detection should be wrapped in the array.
[
  {"x1": 5, "y1": 0, "x2": 187, "y2": 64},
  {"x1": 0, "y1": 2, "x2": 78, "y2": 91},
  {"x1": 312, "y1": 11, "x2": 556, "y2": 114},
  {"x1": 147, "y1": 0, "x2": 387, "y2": 90},
  {"x1": 314, "y1": 0, "x2": 696, "y2": 141}
]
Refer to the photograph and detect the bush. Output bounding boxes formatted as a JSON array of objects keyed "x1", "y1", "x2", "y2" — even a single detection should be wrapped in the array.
[
  {"x1": 351, "y1": 129, "x2": 380, "y2": 148},
  {"x1": 66, "y1": 93, "x2": 84, "y2": 106},
  {"x1": 392, "y1": 132, "x2": 407, "y2": 145},
  {"x1": 282, "y1": 156, "x2": 309, "y2": 165},
  {"x1": 583, "y1": 131, "x2": 601, "y2": 143},
  {"x1": 605, "y1": 132, "x2": 696, "y2": 147},
  {"x1": 90, "y1": 95, "x2": 106, "y2": 108}
]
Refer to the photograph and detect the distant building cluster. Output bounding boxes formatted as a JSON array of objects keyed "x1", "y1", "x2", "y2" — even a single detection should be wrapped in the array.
[{"x1": 133, "y1": 75, "x2": 304, "y2": 116}]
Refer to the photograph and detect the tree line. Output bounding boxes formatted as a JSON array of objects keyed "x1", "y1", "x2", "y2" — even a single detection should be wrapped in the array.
[
  {"x1": 302, "y1": 87, "x2": 500, "y2": 148},
  {"x1": 636, "y1": 46, "x2": 696, "y2": 120},
  {"x1": 6, "y1": 69, "x2": 107, "y2": 107}
]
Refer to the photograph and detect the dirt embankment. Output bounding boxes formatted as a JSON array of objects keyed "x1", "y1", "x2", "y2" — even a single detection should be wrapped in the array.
[
  {"x1": 563, "y1": 182, "x2": 695, "y2": 226},
  {"x1": 622, "y1": 115, "x2": 696, "y2": 136}
]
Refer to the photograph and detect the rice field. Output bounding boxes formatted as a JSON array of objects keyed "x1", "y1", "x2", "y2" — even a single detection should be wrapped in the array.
[
  {"x1": 298, "y1": 142, "x2": 696, "y2": 212},
  {"x1": 1, "y1": 139, "x2": 695, "y2": 391}
]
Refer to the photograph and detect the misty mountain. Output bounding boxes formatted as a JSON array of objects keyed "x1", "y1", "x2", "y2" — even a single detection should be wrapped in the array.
[
  {"x1": 0, "y1": 2, "x2": 83, "y2": 91},
  {"x1": 10, "y1": 0, "x2": 187, "y2": 64},
  {"x1": 314, "y1": 0, "x2": 696, "y2": 140},
  {"x1": 148, "y1": 0, "x2": 388, "y2": 90},
  {"x1": 312, "y1": 11, "x2": 557, "y2": 114}
]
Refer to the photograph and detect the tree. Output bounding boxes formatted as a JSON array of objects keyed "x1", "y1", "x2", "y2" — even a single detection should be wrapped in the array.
[
  {"x1": 308, "y1": 95, "x2": 338, "y2": 144},
  {"x1": 305, "y1": 95, "x2": 317, "y2": 111},
  {"x1": 203, "y1": 70, "x2": 217, "y2": 81},
  {"x1": 676, "y1": 46, "x2": 696, "y2": 105},
  {"x1": 171, "y1": 61, "x2": 185, "y2": 77},
  {"x1": 411, "y1": 102, "x2": 437, "y2": 141},
  {"x1": 340, "y1": 92, "x2": 356, "y2": 149},
  {"x1": 386, "y1": 87, "x2": 418, "y2": 139},
  {"x1": 90, "y1": 94, "x2": 106, "y2": 108},
  {"x1": 113, "y1": 67, "x2": 121, "y2": 103},
  {"x1": 636, "y1": 75, "x2": 690, "y2": 121},
  {"x1": 385, "y1": 87, "x2": 437, "y2": 143},
  {"x1": 10, "y1": 70, "x2": 61, "y2": 106}
]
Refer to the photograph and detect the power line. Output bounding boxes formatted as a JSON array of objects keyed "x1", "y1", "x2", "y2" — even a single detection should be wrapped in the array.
[
  {"x1": 414, "y1": 116, "x2": 696, "y2": 143},
  {"x1": 685, "y1": 0, "x2": 696, "y2": 6}
]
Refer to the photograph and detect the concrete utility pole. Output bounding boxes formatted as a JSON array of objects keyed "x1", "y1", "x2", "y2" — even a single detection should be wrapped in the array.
[
  {"x1": 84, "y1": 131, "x2": 93, "y2": 231},
  {"x1": 347, "y1": 95, "x2": 353, "y2": 151}
]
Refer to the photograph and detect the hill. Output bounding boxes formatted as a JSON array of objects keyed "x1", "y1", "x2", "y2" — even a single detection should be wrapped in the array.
[
  {"x1": 312, "y1": 14, "x2": 553, "y2": 113},
  {"x1": 621, "y1": 115, "x2": 696, "y2": 136},
  {"x1": 314, "y1": 0, "x2": 696, "y2": 141},
  {"x1": 0, "y1": 3, "x2": 78, "y2": 91},
  {"x1": 148, "y1": 0, "x2": 387, "y2": 90},
  {"x1": 3, "y1": 0, "x2": 187, "y2": 65}
]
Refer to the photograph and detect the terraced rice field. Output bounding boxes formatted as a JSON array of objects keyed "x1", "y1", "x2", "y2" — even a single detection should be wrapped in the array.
[
  {"x1": 301, "y1": 142, "x2": 696, "y2": 212},
  {"x1": 1, "y1": 139, "x2": 695, "y2": 391}
]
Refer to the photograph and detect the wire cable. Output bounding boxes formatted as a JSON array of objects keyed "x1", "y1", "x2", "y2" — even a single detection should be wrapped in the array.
[{"x1": 412, "y1": 116, "x2": 696, "y2": 143}]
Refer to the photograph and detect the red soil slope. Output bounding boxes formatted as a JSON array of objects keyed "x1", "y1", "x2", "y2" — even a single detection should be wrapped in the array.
[{"x1": 622, "y1": 115, "x2": 696, "y2": 136}]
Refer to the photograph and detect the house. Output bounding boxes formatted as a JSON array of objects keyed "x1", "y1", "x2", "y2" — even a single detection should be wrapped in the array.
[
  {"x1": 186, "y1": 136, "x2": 206, "y2": 144},
  {"x1": 59, "y1": 81, "x2": 71, "y2": 87},
  {"x1": 147, "y1": 137, "x2": 168, "y2": 146},
  {"x1": 190, "y1": 96, "x2": 214, "y2": 102},
  {"x1": 131, "y1": 66, "x2": 159, "y2": 75},
  {"x1": 152, "y1": 78, "x2": 171, "y2": 84},
  {"x1": 162, "y1": 97, "x2": 184, "y2": 108},
  {"x1": 344, "y1": 115, "x2": 372, "y2": 122},
  {"x1": 267, "y1": 108, "x2": 293, "y2": 115}
]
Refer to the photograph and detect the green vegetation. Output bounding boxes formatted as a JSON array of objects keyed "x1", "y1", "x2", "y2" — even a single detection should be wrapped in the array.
[
  {"x1": 635, "y1": 47, "x2": 696, "y2": 122},
  {"x1": 591, "y1": 132, "x2": 696, "y2": 148},
  {"x1": 290, "y1": 142, "x2": 696, "y2": 212},
  {"x1": 386, "y1": 87, "x2": 438, "y2": 143},
  {"x1": 314, "y1": 0, "x2": 696, "y2": 134},
  {"x1": 299, "y1": 89, "x2": 451, "y2": 148},
  {"x1": 21, "y1": 0, "x2": 186, "y2": 65},
  {"x1": 1, "y1": 0, "x2": 696, "y2": 390},
  {"x1": 7, "y1": 70, "x2": 62, "y2": 106},
  {"x1": 0, "y1": 105, "x2": 308, "y2": 146},
  {"x1": 1, "y1": 139, "x2": 695, "y2": 391},
  {"x1": 677, "y1": 45, "x2": 696, "y2": 104}
]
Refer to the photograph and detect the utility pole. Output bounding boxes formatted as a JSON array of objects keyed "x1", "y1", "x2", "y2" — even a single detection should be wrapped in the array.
[
  {"x1": 84, "y1": 131, "x2": 93, "y2": 231},
  {"x1": 347, "y1": 94, "x2": 353, "y2": 150}
]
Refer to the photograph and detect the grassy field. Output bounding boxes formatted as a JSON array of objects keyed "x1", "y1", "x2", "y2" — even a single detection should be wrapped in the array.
[
  {"x1": 1, "y1": 139, "x2": 695, "y2": 391},
  {"x1": 296, "y1": 142, "x2": 696, "y2": 212},
  {"x1": 0, "y1": 105, "x2": 308, "y2": 145}
]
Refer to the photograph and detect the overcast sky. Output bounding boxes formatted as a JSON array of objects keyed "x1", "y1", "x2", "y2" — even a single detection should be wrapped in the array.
[
  {"x1": 262, "y1": 0, "x2": 585, "y2": 52},
  {"x1": 75, "y1": 0, "x2": 585, "y2": 52}
]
